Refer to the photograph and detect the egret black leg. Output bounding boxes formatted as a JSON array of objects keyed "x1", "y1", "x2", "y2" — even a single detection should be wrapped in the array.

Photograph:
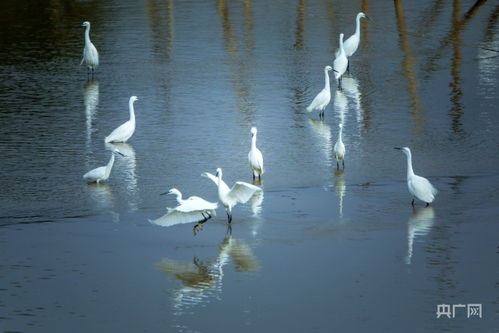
[
  {"x1": 426, "y1": 202, "x2": 430, "y2": 207},
  {"x1": 226, "y1": 211, "x2": 232, "y2": 224},
  {"x1": 336, "y1": 161, "x2": 339, "y2": 169},
  {"x1": 411, "y1": 198, "x2": 415, "y2": 206},
  {"x1": 342, "y1": 160, "x2": 345, "y2": 169}
]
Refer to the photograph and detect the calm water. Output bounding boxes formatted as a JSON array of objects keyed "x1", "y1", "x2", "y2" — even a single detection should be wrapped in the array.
[{"x1": 1, "y1": 0, "x2": 498, "y2": 332}]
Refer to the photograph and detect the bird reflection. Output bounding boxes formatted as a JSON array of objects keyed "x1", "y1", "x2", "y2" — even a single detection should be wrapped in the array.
[
  {"x1": 157, "y1": 236, "x2": 259, "y2": 315},
  {"x1": 86, "y1": 182, "x2": 120, "y2": 223},
  {"x1": 105, "y1": 142, "x2": 138, "y2": 211},
  {"x1": 334, "y1": 169, "x2": 346, "y2": 217},
  {"x1": 341, "y1": 77, "x2": 363, "y2": 127},
  {"x1": 333, "y1": 89, "x2": 348, "y2": 124},
  {"x1": 84, "y1": 79, "x2": 99, "y2": 151},
  {"x1": 405, "y1": 206, "x2": 435, "y2": 264},
  {"x1": 308, "y1": 118, "x2": 332, "y2": 165},
  {"x1": 249, "y1": 189, "x2": 264, "y2": 216}
]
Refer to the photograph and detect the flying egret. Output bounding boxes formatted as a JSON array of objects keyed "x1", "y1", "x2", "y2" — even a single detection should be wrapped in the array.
[
  {"x1": 105, "y1": 96, "x2": 138, "y2": 143},
  {"x1": 248, "y1": 127, "x2": 264, "y2": 180},
  {"x1": 150, "y1": 188, "x2": 218, "y2": 233},
  {"x1": 83, "y1": 149, "x2": 124, "y2": 183},
  {"x1": 343, "y1": 12, "x2": 369, "y2": 71},
  {"x1": 333, "y1": 123, "x2": 345, "y2": 169},
  {"x1": 394, "y1": 147, "x2": 438, "y2": 206},
  {"x1": 202, "y1": 168, "x2": 261, "y2": 224},
  {"x1": 80, "y1": 21, "x2": 99, "y2": 74},
  {"x1": 333, "y1": 33, "x2": 348, "y2": 89},
  {"x1": 306, "y1": 66, "x2": 332, "y2": 119}
]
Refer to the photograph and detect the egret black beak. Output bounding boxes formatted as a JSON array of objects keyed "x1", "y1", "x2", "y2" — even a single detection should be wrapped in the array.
[
  {"x1": 160, "y1": 191, "x2": 170, "y2": 196},
  {"x1": 394, "y1": 147, "x2": 402, "y2": 150},
  {"x1": 365, "y1": 15, "x2": 371, "y2": 21},
  {"x1": 115, "y1": 151, "x2": 126, "y2": 157}
]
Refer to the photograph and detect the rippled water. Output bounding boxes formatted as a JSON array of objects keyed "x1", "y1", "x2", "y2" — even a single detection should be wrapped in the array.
[{"x1": 1, "y1": 0, "x2": 498, "y2": 332}]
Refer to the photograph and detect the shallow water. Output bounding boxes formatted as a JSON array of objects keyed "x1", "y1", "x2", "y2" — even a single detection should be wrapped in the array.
[{"x1": 1, "y1": 0, "x2": 498, "y2": 332}]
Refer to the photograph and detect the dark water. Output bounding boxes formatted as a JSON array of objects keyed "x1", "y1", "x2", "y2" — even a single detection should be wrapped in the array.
[{"x1": 1, "y1": 0, "x2": 498, "y2": 332}]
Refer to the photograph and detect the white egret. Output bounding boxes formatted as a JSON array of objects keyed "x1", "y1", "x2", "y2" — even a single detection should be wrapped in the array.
[
  {"x1": 150, "y1": 188, "x2": 218, "y2": 232},
  {"x1": 333, "y1": 33, "x2": 348, "y2": 89},
  {"x1": 83, "y1": 149, "x2": 124, "y2": 183},
  {"x1": 105, "y1": 96, "x2": 138, "y2": 143},
  {"x1": 306, "y1": 66, "x2": 332, "y2": 119},
  {"x1": 333, "y1": 123, "x2": 345, "y2": 169},
  {"x1": 343, "y1": 12, "x2": 369, "y2": 71},
  {"x1": 80, "y1": 21, "x2": 99, "y2": 74},
  {"x1": 395, "y1": 147, "x2": 438, "y2": 206},
  {"x1": 248, "y1": 127, "x2": 264, "y2": 180},
  {"x1": 202, "y1": 168, "x2": 262, "y2": 224}
]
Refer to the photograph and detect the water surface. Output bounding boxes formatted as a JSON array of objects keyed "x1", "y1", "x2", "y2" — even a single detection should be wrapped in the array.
[{"x1": 0, "y1": 0, "x2": 498, "y2": 332}]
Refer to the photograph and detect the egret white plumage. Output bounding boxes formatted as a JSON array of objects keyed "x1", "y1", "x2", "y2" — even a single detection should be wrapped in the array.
[
  {"x1": 333, "y1": 123, "x2": 345, "y2": 168},
  {"x1": 343, "y1": 12, "x2": 369, "y2": 71},
  {"x1": 306, "y1": 66, "x2": 332, "y2": 119},
  {"x1": 333, "y1": 33, "x2": 348, "y2": 89},
  {"x1": 150, "y1": 188, "x2": 218, "y2": 232},
  {"x1": 395, "y1": 147, "x2": 438, "y2": 206},
  {"x1": 202, "y1": 168, "x2": 261, "y2": 224},
  {"x1": 248, "y1": 127, "x2": 264, "y2": 180},
  {"x1": 105, "y1": 96, "x2": 138, "y2": 143},
  {"x1": 83, "y1": 149, "x2": 124, "y2": 183},
  {"x1": 80, "y1": 21, "x2": 99, "y2": 74}
]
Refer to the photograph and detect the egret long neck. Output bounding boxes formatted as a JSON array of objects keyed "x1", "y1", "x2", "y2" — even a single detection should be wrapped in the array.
[
  {"x1": 405, "y1": 151, "x2": 415, "y2": 179},
  {"x1": 84, "y1": 26, "x2": 91, "y2": 45},
  {"x1": 324, "y1": 68, "x2": 330, "y2": 91},
  {"x1": 338, "y1": 126, "x2": 343, "y2": 142},
  {"x1": 105, "y1": 153, "x2": 115, "y2": 178},
  {"x1": 251, "y1": 134, "x2": 257, "y2": 149},
  {"x1": 129, "y1": 100, "x2": 135, "y2": 123},
  {"x1": 175, "y1": 192, "x2": 183, "y2": 203},
  {"x1": 355, "y1": 15, "x2": 361, "y2": 37},
  {"x1": 339, "y1": 35, "x2": 345, "y2": 56}
]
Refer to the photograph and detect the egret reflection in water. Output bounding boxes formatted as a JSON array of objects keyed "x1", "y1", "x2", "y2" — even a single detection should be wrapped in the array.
[
  {"x1": 105, "y1": 142, "x2": 139, "y2": 211},
  {"x1": 406, "y1": 206, "x2": 435, "y2": 264},
  {"x1": 84, "y1": 79, "x2": 99, "y2": 151},
  {"x1": 333, "y1": 89, "x2": 348, "y2": 124},
  {"x1": 157, "y1": 237, "x2": 259, "y2": 315},
  {"x1": 308, "y1": 118, "x2": 333, "y2": 166},
  {"x1": 334, "y1": 169, "x2": 346, "y2": 217},
  {"x1": 341, "y1": 76, "x2": 363, "y2": 127}
]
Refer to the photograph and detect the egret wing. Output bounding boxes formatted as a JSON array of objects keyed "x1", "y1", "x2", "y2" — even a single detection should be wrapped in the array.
[
  {"x1": 228, "y1": 182, "x2": 261, "y2": 204},
  {"x1": 83, "y1": 166, "x2": 105, "y2": 181},
  {"x1": 105, "y1": 121, "x2": 132, "y2": 143},
  {"x1": 307, "y1": 89, "x2": 328, "y2": 112},
  {"x1": 176, "y1": 197, "x2": 218, "y2": 213},
  {"x1": 201, "y1": 172, "x2": 230, "y2": 193},
  {"x1": 149, "y1": 209, "x2": 208, "y2": 227}
]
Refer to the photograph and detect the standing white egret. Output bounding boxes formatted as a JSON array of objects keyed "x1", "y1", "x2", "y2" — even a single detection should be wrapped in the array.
[
  {"x1": 105, "y1": 96, "x2": 138, "y2": 143},
  {"x1": 333, "y1": 33, "x2": 348, "y2": 89},
  {"x1": 83, "y1": 149, "x2": 124, "y2": 183},
  {"x1": 395, "y1": 147, "x2": 438, "y2": 206},
  {"x1": 80, "y1": 21, "x2": 99, "y2": 74},
  {"x1": 150, "y1": 188, "x2": 218, "y2": 232},
  {"x1": 334, "y1": 123, "x2": 345, "y2": 169},
  {"x1": 306, "y1": 66, "x2": 332, "y2": 119},
  {"x1": 202, "y1": 168, "x2": 261, "y2": 224},
  {"x1": 343, "y1": 12, "x2": 369, "y2": 71},
  {"x1": 248, "y1": 127, "x2": 264, "y2": 180}
]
